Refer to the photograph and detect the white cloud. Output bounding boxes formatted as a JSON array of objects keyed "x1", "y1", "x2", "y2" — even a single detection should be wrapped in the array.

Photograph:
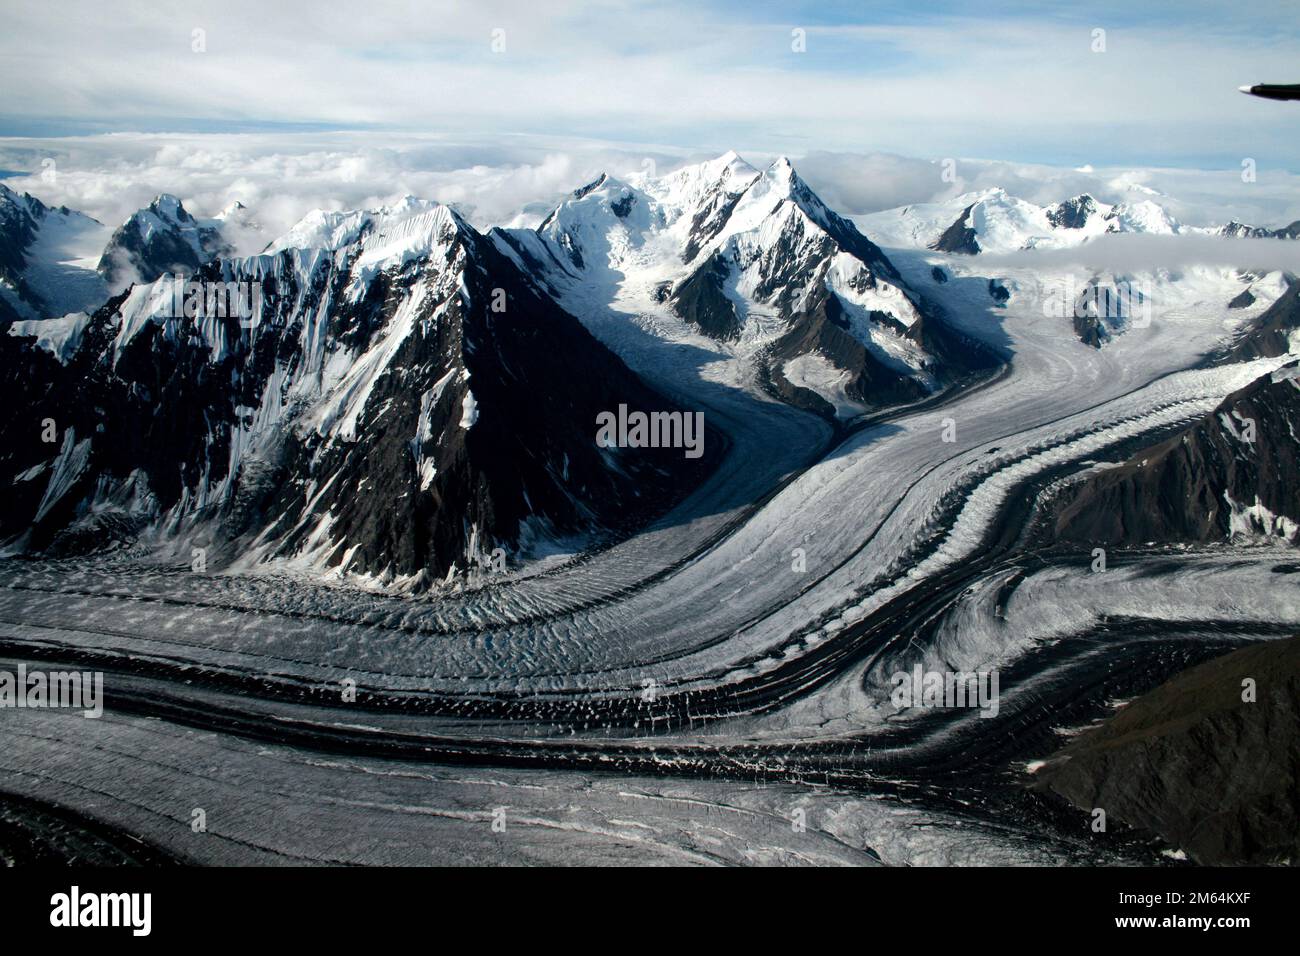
[
  {"x1": 0, "y1": 132, "x2": 669, "y2": 250},
  {"x1": 3, "y1": 132, "x2": 1299, "y2": 260},
  {"x1": 1, "y1": 1, "x2": 1298, "y2": 168},
  {"x1": 979, "y1": 233, "x2": 1300, "y2": 273}
]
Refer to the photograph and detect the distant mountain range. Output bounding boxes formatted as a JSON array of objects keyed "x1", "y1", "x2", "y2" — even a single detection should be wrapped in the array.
[
  {"x1": 2, "y1": 154, "x2": 1298, "y2": 585},
  {"x1": 859, "y1": 185, "x2": 1300, "y2": 257}
]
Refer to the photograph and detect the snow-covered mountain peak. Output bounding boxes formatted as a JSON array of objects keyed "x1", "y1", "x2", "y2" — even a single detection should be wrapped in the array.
[
  {"x1": 146, "y1": 193, "x2": 190, "y2": 222},
  {"x1": 215, "y1": 200, "x2": 248, "y2": 221},
  {"x1": 635, "y1": 152, "x2": 761, "y2": 257},
  {"x1": 267, "y1": 198, "x2": 470, "y2": 259},
  {"x1": 696, "y1": 155, "x2": 864, "y2": 260},
  {"x1": 0, "y1": 181, "x2": 41, "y2": 217},
  {"x1": 1105, "y1": 198, "x2": 1180, "y2": 235},
  {"x1": 646, "y1": 151, "x2": 758, "y2": 206},
  {"x1": 0, "y1": 183, "x2": 110, "y2": 321},
  {"x1": 767, "y1": 154, "x2": 795, "y2": 178},
  {"x1": 746, "y1": 156, "x2": 819, "y2": 209},
  {"x1": 97, "y1": 194, "x2": 232, "y2": 291},
  {"x1": 887, "y1": 185, "x2": 1187, "y2": 256}
]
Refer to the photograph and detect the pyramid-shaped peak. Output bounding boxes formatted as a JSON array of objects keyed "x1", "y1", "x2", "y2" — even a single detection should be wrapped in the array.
[
  {"x1": 148, "y1": 194, "x2": 189, "y2": 218},
  {"x1": 756, "y1": 156, "x2": 822, "y2": 205},
  {"x1": 767, "y1": 156, "x2": 798, "y2": 180},
  {"x1": 707, "y1": 150, "x2": 756, "y2": 173}
]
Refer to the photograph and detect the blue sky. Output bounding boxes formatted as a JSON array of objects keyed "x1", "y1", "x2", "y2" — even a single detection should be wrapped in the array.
[{"x1": 1, "y1": 0, "x2": 1298, "y2": 169}]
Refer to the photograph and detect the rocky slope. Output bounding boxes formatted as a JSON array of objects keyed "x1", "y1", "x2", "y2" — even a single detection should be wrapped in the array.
[
  {"x1": 497, "y1": 152, "x2": 997, "y2": 420},
  {"x1": 1031, "y1": 632, "x2": 1300, "y2": 865},
  {"x1": 1050, "y1": 360, "x2": 1300, "y2": 546},
  {"x1": 96, "y1": 193, "x2": 231, "y2": 292},
  {"x1": 0, "y1": 183, "x2": 109, "y2": 323},
  {"x1": 1220, "y1": 277, "x2": 1300, "y2": 361},
  {"x1": 2, "y1": 197, "x2": 717, "y2": 586}
]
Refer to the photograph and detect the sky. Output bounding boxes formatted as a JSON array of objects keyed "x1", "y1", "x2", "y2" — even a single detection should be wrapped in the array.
[
  {"x1": 3, "y1": 0, "x2": 1299, "y2": 165},
  {"x1": 2, "y1": 0, "x2": 1299, "y2": 244}
]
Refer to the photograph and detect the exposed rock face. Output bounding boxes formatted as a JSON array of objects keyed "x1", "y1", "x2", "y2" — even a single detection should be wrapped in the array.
[
  {"x1": 1, "y1": 198, "x2": 718, "y2": 586},
  {"x1": 925, "y1": 190, "x2": 1178, "y2": 259},
  {"x1": 1045, "y1": 194, "x2": 1099, "y2": 230},
  {"x1": 669, "y1": 250, "x2": 741, "y2": 340},
  {"x1": 1069, "y1": 278, "x2": 1149, "y2": 350},
  {"x1": 1031, "y1": 632, "x2": 1300, "y2": 865},
  {"x1": 0, "y1": 183, "x2": 109, "y2": 322},
  {"x1": 1073, "y1": 310, "x2": 1109, "y2": 349},
  {"x1": 0, "y1": 186, "x2": 39, "y2": 312},
  {"x1": 1050, "y1": 361, "x2": 1300, "y2": 546},
  {"x1": 660, "y1": 159, "x2": 994, "y2": 413},
  {"x1": 1221, "y1": 279, "x2": 1300, "y2": 361},
  {"x1": 1220, "y1": 219, "x2": 1300, "y2": 240},
  {"x1": 498, "y1": 153, "x2": 998, "y2": 421},
  {"x1": 96, "y1": 194, "x2": 230, "y2": 291},
  {"x1": 1227, "y1": 288, "x2": 1256, "y2": 309},
  {"x1": 929, "y1": 203, "x2": 980, "y2": 255}
]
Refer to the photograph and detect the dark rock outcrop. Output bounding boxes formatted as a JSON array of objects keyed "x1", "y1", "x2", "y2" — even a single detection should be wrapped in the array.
[
  {"x1": 0, "y1": 183, "x2": 108, "y2": 321},
  {"x1": 1227, "y1": 288, "x2": 1256, "y2": 309},
  {"x1": 96, "y1": 194, "x2": 229, "y2": 291},
  {"x1": 1046, "y1": 194, "x2": 1099, "y2": 230},
  {"x1": 1031, "y1": 632, "x2": 1300, "y2": 865},
  {"x1": 764, "y1": 285, "x2": 930, "y2": 414},
  {"x1": 1221, "y1": 279, "x2": 1300, "y2": 361},
  {"x1": 1220, "y1": 219, "x2": 1300, "y2": 240},
  {"x1": 2, "y1": 202, "x2": 720, "y2": 585},
  {"x1": 929, "y1": 203, "x2": 980, "y2": 255},
  {"x1": 665, "y1": 163, "x2": 997, "y2": 413},
  {"x1": 1073, "y1": 310, "x2": 1110, "y2": 349},
  {"x1": 670, "y1": 250, "x2": 741, "y2": 340},
  {"x1": 1050, "y1": 361, "x2": 1300, "y2": 546}
]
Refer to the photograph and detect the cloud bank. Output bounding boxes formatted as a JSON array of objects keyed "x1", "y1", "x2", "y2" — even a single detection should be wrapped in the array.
[
  {"x1": 5, "y1": 132, "x2": 1300, "y2": 260},
  {"x1": 979, "y1": 233, "x2": 1300, "y2": 274}
]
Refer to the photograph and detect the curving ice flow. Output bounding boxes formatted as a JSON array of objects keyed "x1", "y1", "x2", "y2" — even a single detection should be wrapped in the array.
[{"x1": 5, "y1": 155, "x2": 1300, "y2": 866}]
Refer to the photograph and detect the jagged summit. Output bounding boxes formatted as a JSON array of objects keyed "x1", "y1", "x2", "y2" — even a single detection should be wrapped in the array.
[
  {"x1": 3, "y1": 156, "x2": 1296, "y2": 590},
  {"x1": 1046, "y1": 193, "x2": 1100, "y2": 229},
  {"x1": 266, "y1": 197, "x2": 473, "y2": 276},
  {"x1": 96, "y1": 193, "x2": 231, "y2": 291},
  {"x1": 0, "y1": 182, "x2": 109, "y2": 322},
  {"x1": 492, "y1": 152, "x2": 996, "y2": 421},
  {"x1": 905, "y1": 187, "x2": 1184, "y2": 256},
  {"x1": 2, "y1": 185, "x2": 715, "y2": 586}
]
